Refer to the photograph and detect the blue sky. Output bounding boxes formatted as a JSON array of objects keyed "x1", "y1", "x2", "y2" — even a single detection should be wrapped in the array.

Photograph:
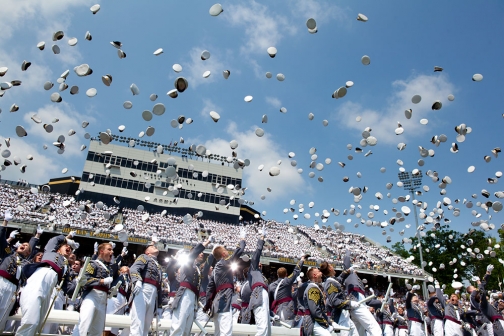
[{"x1": 0, "y1": 0, "x2": 503, "y2": 254}]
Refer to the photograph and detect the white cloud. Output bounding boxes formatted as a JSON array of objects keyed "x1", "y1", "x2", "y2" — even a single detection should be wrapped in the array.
[
  {"x1": 22, "y1": 102, "x2": 96, "y2": 157},
  {"x1": 0, "y1": 136, "x2": 59, "y2": 184},
  {"x1": 184, "y1": 47, "x2": 226, "y2": 89},
  {"x1": 334, "y1": 74, "x2": 456, "y2": 144},
  {"x1": 225, "y1": 1, "x2": 297, "y2": 54},
  {"x1": 0, "y1": 0, "x2": 93, "y2": 44},
  {"x1": 265, "y1": 96, "x2": 282, "y2": 109},
  {"x1": 203, "y1": 122, "x2": 306, "y2": 201},
  {"x1": 0, "y1": 51, "x2": 53, "y2": 95}
]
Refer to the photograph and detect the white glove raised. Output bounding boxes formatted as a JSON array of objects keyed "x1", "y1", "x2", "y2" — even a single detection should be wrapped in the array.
[
  {"x1": 13, "y1": 241, "x2": 21, "y2": 248},
  {"x1": 4, "y1": 211, "x2": 13, "y2": 222},
  {"x1": 151, "y1": 234, "x2": 159, "y2": 243},
  {"x1": 109, "y1": 241, "x2": 116, "y2": 249},
  {"x1": 66, "y1": 239, "x2": 79, "y2": 250},
  {"x1": 487, "y1": 264, "x2": 494, "y2": 274},
  {"x1": 412, "y1": 284, "x2": 420, "y2": 291},
  {"x1": 36, "y1": 225, "x2": 44, "y2": 235},
  {"x1": 239, "y1": 227, "x2": 246, "y2": 239},
  {"x1": 273, "y1": 315, "x2": 280, "y2": 321},
  {"x1": 349, "y1": 301, "x2": 360, "y2": 309},
  {"x1": 369, "y1": 288, "x2": 375, "y2": 294},
  {"x1": 78, "y1": 276, "x2": 88, "y2": 287},
  {"x1": 9, "y1": 230, "x2": 19, "y2": 239},
  {"x1": 327, "y1": 325, "x2": 334, "y2": 333},
  {"x1": 261, "y1": 225, "x2": 267, "y2": 237},
  {"x1": 94, "y1": 242, "x2": 99, "y2": 253},
  {"x1": 434, "y1": 280, "x2": 440, "y2": 289},
  {"x1": 121, "y1": 247, "x2": 128, "y2": 255},
  {"x1": 102, "y1": 277, "x2": 113, "y2": 286},
  {"x1": 133, "y1": 281, "x2": 142, "y2": 296},
  {"x1": 68, "y1": 230, "x2": 76, "y2": 238}
]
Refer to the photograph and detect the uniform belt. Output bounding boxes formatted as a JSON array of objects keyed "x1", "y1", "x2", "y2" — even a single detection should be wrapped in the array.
[
  {"x1": 93, "y1": 285, "x2": 110, "y2": 293},
  {"x1": 431, "y1": 315, "x2": 443, "y2": 320},
  {"x1": 409, "y1": 317, "x2": 423, "y2": 323},
  {"x1": 144, "y1": 278, "x2": 160, "y2": 289},
  {"x1": 42, "y1": 260, "x2": 63, "y2": 281},
  {"x1": 271, "y1": 297, "x2": 293, "y2": 312},
  {"x1": 241, "y1": 302, "x2": 249, "y2": 308},
  {"x1": 168, "y1": 291, "x2": 176, "y2": 297},
  {"x1": 119, "y1": 288, "x2": 127, "y2": 297},
  {"x1": 199, "y1": 291, "x2": 206, "y2": 297},
  {"x1": 382, "y1": 321, "x2": 393, "y2": 325},
  {"x1": 0, "y1": 269, "x2": 18, "y2": 286},
  {"x1": 180, "y1": 281, "x2": 198, "y2": 295},
  {"x1": 398, "y1": 326, "x2": 408, "y2": 329},
  {"x1": 232, "y1": 304, "x2": 241, "y2": 310},
  {"x1": 351, "y1": 288, "x2": 365, "y2": 295},
  {"x1": 251, "y1": 282, "x2": 268, "y2": 291},
  {"x1": 297, "y1": 310, "x2": 310, "y2": 316},
  {"x1": 444, "y1": 315, "x2": 461, "y2": 325},
  {"x1": 216, "y1": 283, "x2": 233, "y2": 292},
  {"x1": 491, "y1": 315, "x2": 503, "y2": 322}
]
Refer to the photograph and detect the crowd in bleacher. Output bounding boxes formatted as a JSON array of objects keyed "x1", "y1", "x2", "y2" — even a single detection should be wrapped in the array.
[{"x1": 0, "y1": 183, "x2": 424, "y2": 276}]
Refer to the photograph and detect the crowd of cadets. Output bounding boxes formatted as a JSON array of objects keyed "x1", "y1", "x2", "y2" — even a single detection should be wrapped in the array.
[{"x1": 1, "y1": 209, "x2": 504, "y2": 336}]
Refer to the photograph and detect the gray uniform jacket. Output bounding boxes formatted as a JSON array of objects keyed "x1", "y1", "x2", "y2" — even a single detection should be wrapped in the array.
[
  {"x1": 324, "y1": 271, "x2": 351, "y2": 323},
  {"x1": 247, "y1": 238, "x2": 268, "y2": 311},
  {"x1": 0, "y1": 235, "x2": 38, "y2": 286},
  {"x1": 130, "y1": 254, "x2": 163, "y2": 307},
  {"x1": 405, "y1": 291, "x2": 424, "y2": 322},
  {"x1": 302, "y1": 282, "x2": 329, "y2": 336},
  {"x1": 206, "y1": 240, "x2": 245, "y2": 315},
  {"x1": 427, "y1": 288, "x2": 444, "y2": 322},
  {"x1": 82, "y1": 259, "x2": 114, "y2": 300},
  {"x1": 240, "y1": 281, "x2": 253, "y2": 324},
  {"x1": 198, "y1": 254, "x2": 214, "y2": 306},
  {"x1": 172, "y1": 243, "x2": 205, "y2": 310},
  {"x1": 269, "y1": 259, "x2": 304, "y2": 321},
  {"x1": 478, "y1": 278, "x2": 504, "y2": 336},
  {"x1": 22, "y1": 234, "x2": 68, "y2": 281}
]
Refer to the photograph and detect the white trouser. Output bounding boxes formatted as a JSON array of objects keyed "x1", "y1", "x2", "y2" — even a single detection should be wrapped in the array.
[
  {"x1": 313, "y1": 322, "x2": 332, "y2": 336},
  {"x1": 43, "y1": 288, "x2": 65, "y2": 334},
  {"x1": 444, "y1": 319, "x2": 463, "y2": 336},
  {"x1": 17, "y1": 267, "x2": 58, "y2": 336},
  {"x1": 478, "y1": 322, "x2": 493, "y2": 336},
  {"x1": 72, "y1": 289, "x2": 108, "y2": 336},
  {"x1": 350, "y1": 293, "x2": 382, "y2": 336},
  {"x1": 170, "y1": 289, "x2": 196, "y2": 336},
  {"x1": 337, "y1": 309, "x2": 357, "y2": 336},
  {"x1": 383, "y1": 324, "x2": 394, "y2": 336},
  {"x1": 214, "y1": 307, "x2": 233, "y2": 336},
  {"x1": 0, "y1": 277, "x2": 16, "y2": 333},
  {"x1": 409, "y1": 320, "x2": 425, "y2": 336},
  {"x1": 162, "y1": 297, "x2": 174, "y2": 321},
  {"x1": 395, "y1": 327, "x2": 408, "y2": 336},
  {"x1": 431, "y1": 318, "x2": 444, "y2": 336},
  {"x1": 130, "y1": 283, "x2": 157, "y2": 336},
  {"x1": 106, "y1": 292, "x2": 127, "y2": 334},
  {"x1": 253, "y1": 289, "x2": 271, "y2": 336}
]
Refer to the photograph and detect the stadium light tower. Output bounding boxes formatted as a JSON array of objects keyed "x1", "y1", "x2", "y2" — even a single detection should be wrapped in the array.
[{"x1": 398, "y1": 170, "x2": 428, "y2": 300}]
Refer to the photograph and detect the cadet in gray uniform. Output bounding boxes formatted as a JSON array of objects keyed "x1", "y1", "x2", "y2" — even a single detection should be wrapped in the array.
[
  {"x1": 319, "y1": 261, "x2": 355, "y2": 336},
  {"x1": 196, "y1": 254, "x2": 214, "y2": 325},
  {"x1": 72, "y1": 243, "x2": 115, "y2": 336},
  {"x1": 0, "y1": 213, "x2": 41, "y2": 333},
  {"x1": 170, "y1": 237, "x2": 212, "y2": 336},
  {"x1": 405, "y1": 286, "x2": 426, "y2": 336},
  {"x1": 240, "y1": 271, "x2": 253, "y2": 324},
  {"x1": 269, "y1": 255, "x2": 305, "y2": 327},
  {"x1": 130, "y1": 241, "x2": 163, "y2": 336},
  {"x1": 246, "y1": 226, "x2": 270, "y2": 336},
  {"x1": 205, "y1": 227, "x2": 246, "y2": 336},
  {"x1": 426, "y1": 283, "x2": 444, "y2": 336},
  {"x1": 477, "y1": 266, "x2": 504, "y2": 336},
  {"x1": 302, "y1": 267, "x2": 332, "y2": 336},
  {"x1": 18, "y1": 231, "x2": 79, "y2": 336}
]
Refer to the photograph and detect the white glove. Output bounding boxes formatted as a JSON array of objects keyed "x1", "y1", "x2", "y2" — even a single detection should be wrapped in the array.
[
  {"x1": 152, "y1": 234, "x2": 159, "y2": 243},
  {"x1": 412, "y1": 284, "x2": 420, "y2": 291},
  {"x1": 121, "y1": 247, "x2": 128, "y2": 255},
  {"x1": 273, "y1": 315, "x2": 280, "y2": 321},
  {"x1": 94, "y1": 242, "x2": 99, "y2": 253},
  {"x1": 66, "y1": 239, "x2": 79, "y2": 250},
  {"x1": 369, "y1": 288, "x2": 375, "y2": 294},
  {"x1": 390, "y1": 288, "x2": 395, "y2": 296},
  {"x1": 9, "y1": 230, "x2": 19, "y2": 239},
  {"x1": 349, "y1": 301, "x2": 360, "y2": 309},
  {"x1": 327, "y1": 325, "x2": 334, "y2": 333},
  {"x1": 109, "y1": 241, "x2": 116, "y2": 249},
  {"x1": 68, "y1": 230, "x2": 76, "y2": 238},
  {"x1": 133, "y1": 281, "x2": 142, "y2": 296},
  {"x1": 4, "y1": 211, "x2": 13, "y2": 222},
  {"x1": 13, "y1": 241, "x2": 21, "y2": 248},
  {"x1": 487, "y1": 264, "x2": 494, "y2": 274},
  {"x1": 261, "y1": 225, "x2": 267, "y2": 237},
  {"x1": 102, "y1": 277, "x2": 113, "y2": 286},
  {"x1": 434, "y1": 280, "x2": 440, "y2": 289},
  {"x1": 36, "y1": 225, "x2": 44, "y2": 234},
  {"x1": 78, "y1": 276, "x2": 88, "y2": 286},
  {"x1": 239, "y1": 227, "x2": 246, "y2": 239}
]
